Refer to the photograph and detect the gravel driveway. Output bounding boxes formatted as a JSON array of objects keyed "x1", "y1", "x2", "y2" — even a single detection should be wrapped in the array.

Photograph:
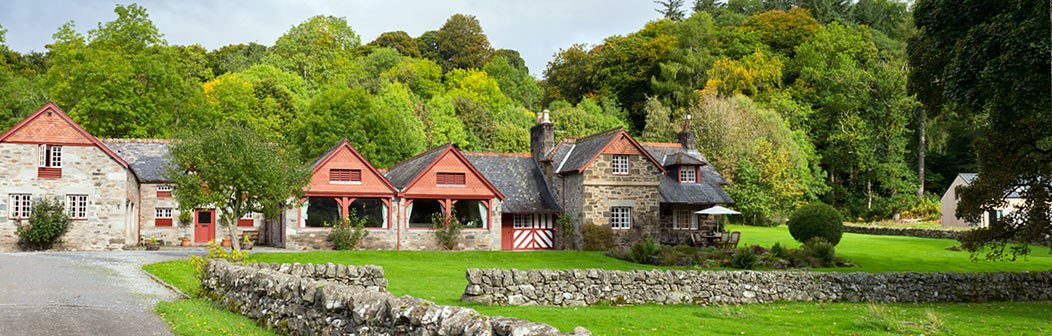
[{"x1": 0, "y1": 250, "x2": 202, "y2": 336}]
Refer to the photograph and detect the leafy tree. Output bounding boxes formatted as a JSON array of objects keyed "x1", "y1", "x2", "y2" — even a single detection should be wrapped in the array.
[
  {"x1": 0, "y1": 27, "x2": 48, "y2": 130},
  {"x1": 292, "y1": 84, "x2": 426, "y2": 168},
  {"x1": 591, "y1": 20, "x2": 678, "y2": 131},
  {"x1": 651, "y1": 12, "x2": 719, "y2": 108},
  {"x1": 483, "y1": 56, "x2": 543, "y2": 110},
  {"x1": 366, "y1": 31, "x2": 421, "y2": 58},
  {"x1": 490, "y1": 49, "x2": 528, "y2": 72},
  {"x1": 44, "y1": 5, "x2": 206, "y2": 138},
  {"x1": 206, "y1": 43, "x2": 267, "y2": 76},
  {"x1": 543, "y1": 44, "x2": 595, "y2": 104},
  {"x1": 704, "y1": 48, "x2": 783, "y2": 97},
  {"x1": 641, "y1": 96, "x2": 676, "y2": 141},
  {"x1": 654, "y1": 0, "x2": 687, "y2": 20},
  {"x1": 264, "y1": 15, "x2": 360, "y2": 90},
  {"x1": 548, "y1": 100, "x2": 627, "y2": 143},
  {"x1": 742, "y1": 7, "x2": 820, "y2": 56},
  {"x1": 435, "y1": 14, "x2": 492, "y2": 71},
  {"x1": 444, "y1": 68, "x2": 512, "y2": 112},
  {"x1": 416, "y1": 30, "x2": 441, "y2": 61},
  {"x1": 380, "y1": 57, "x2": 444, "y2": 98},
  {"x1": 201, "y1": 66, "x2": 301, "y2": 142},
  {"x1": 164, "y1": 123, "x2": 310, "y2": 250},
  {"x1": 911, "y1": 0, "x2": 1051, "y2": 259},
  {"x1": 422, "y1": 95, "x2": 470, "y2": 147},
  {"x1": 693, "y1": 0, "x2": 725, "y2": 15}
]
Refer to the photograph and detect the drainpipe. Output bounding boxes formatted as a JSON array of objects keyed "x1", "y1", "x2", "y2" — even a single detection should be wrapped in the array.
[{"x1": 136, "y1": 186, "x2": 142, "y2": 245}]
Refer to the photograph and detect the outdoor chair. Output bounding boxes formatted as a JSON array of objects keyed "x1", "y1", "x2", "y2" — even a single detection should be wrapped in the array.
[
  {"x1": 724, "y1": 231, "x2": 741, "y2": 249},
  {"x1": 689, "y1": 233, "x2": 703, "y2": 247},
  {"x1": 714, "y1": 231, "x2": 729, "y2": 248}
]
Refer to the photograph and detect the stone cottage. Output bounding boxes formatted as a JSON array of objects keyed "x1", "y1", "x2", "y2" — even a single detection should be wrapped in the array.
[{"x1": 0, "y1": 103, "x2": 732, "y2": 251}]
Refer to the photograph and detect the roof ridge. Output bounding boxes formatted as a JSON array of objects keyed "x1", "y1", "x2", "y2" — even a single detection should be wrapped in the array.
[
  {"x1": 102, "y1": 138, "x2": 172, "y2": 143},
  {"x1": 573, "y1": 127, "x2": 623, "y2": 143},
  {"x1": 386, "y1": 142, "x2": 451, "y2": 171},
  {"x1": 462, "y1": 151, "x2": 532, "y2": 157},
  {"x1": 641, "y1": 141, "x2": 682, "y2": 148}
]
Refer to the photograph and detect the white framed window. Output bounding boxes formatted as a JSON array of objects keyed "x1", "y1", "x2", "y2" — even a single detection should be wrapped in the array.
[
  {"x1": 679, "y1": 167, "x2": 697, "y2": 183},
  {"x1": 38, "y1": 145, "x2": 62, "y2": 168},
  {"x1": 156, "y1": 208, "x2": 173, "y2": 219},
  {"x1": 610, "y1": 207, "x2": 632, "y2": 229},
  {"x1": 673, "y1": 210, "x2": 697, "y2": 230},
  {"x1": 156, "y1": 185, "x2": 172, "y2": 192},
  {"x1": 65, "y1": 194, "x2": 87, "y2": 219},
  {"x1": 612, "y1": 155, "x2": 630, "y2": 175},
  {"x1": 513, "y1": 214, "x2": 531, "y2": 229},
  {"x1": 9, "y1": 194, "x2": 32, "y2": 219}
]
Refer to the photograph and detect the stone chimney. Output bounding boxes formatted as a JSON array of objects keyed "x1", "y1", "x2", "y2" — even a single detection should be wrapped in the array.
[
  {"x1": 676, "y1": 114, "x2": 696, "y2": 150},
  {"x1": 530, "y1": 109, "x2": 555, "y2": 162}
]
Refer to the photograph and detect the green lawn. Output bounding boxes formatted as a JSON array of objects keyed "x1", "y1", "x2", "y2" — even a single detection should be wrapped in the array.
[{"x1": 146, "y1": 225, "x2": 1052, "y2": 335}]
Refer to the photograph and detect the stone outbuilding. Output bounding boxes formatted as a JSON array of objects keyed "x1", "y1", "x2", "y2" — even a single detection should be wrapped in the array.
[{"x1": 940, "y1": 173, "x2": 1027, "y2": 228}]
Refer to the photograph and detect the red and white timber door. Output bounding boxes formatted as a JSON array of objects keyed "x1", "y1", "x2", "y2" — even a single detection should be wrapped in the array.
[{"x1": 502, "y1": 214, "x2": 554, "y2": 250}]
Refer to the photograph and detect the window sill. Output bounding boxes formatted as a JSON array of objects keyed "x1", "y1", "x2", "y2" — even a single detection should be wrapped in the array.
[
  {"x1": 329, "y1": 181, "x2": 362, "y2": 185},
  {"x1": 436, "y1": 184, "x2": 466, "y2": 187}
]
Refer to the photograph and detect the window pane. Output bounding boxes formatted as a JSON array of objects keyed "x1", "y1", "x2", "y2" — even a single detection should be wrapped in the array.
[
  {"x1": 305, "y1": 197, "x2": 340, "y2": 227},
  {"x1": 454, "y1": 200, "x2": 484, "y2": 228},
  {"x1": 409, "y1": 199, "x2": 443, "y2": 228},
  {"x1": 349, "y1": 198, "x2": 385, "y2": 228}
]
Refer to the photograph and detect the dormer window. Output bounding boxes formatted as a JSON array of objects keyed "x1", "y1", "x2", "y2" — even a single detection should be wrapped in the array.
[
  {"x1": 437, "y1": 172, "x2": 466, "y2": 186},
  {"x1": 38, "y1": 145, "x2": 62, "y2": 178},
  {"x1": 330, "y1": 169, "x2": 361, "y2": 183},
  {"x1": 612, "y1": 155, "x2": 630, "y2": 175},
  {"x1": 679, "y1": 166, "x2": 697, "y2": 183}
]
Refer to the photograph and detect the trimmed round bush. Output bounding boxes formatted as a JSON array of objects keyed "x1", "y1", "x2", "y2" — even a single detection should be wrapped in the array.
[{"x1": 788, "y1": 203, "x2": 844, "y2": 246}]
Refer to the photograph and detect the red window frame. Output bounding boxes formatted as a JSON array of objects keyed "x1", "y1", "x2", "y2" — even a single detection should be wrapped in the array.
[
  {"x1": 436, "y1": 172, "x2": 466, "y2": 186},
  {"x1": 155, "y1": 207, "x2": 173, "y2": 227},
  {"x1": 238, "y1": 218, "x2": 254, "y2": 227},
  {"x1": 156, "y1": 185, "x2": 172, "y2": 198},
  {"x1": 678, "y1": 166, "x2": 698, "y2": 184}
]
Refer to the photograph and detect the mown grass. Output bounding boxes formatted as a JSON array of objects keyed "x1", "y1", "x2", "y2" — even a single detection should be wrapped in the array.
[
  {"x1": 157, "y1": 299, "x2": 276, "y2": 336},
  {"x1": 146, "y1": 225, "x2": 1052, "y2": 335}
]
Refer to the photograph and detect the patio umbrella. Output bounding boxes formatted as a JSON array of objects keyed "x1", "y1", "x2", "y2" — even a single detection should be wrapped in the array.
[{"x1": 696, "y1": 206, "x2": 740, "y2": 232}]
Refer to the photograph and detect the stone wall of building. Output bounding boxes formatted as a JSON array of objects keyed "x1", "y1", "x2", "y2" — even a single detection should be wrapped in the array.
[
  {"x1": 460, "y1": 268, "x2": 1052, "y2": 306},
  {"x1": 0, "y1": 144, "x2": 136, "y2": 251},
  {"x1": 139, "y1": 183, "x2": 188, "y2": 245},
  {"x1": 283, "y1": 198, "x2": 504, "y2": 251},
  {"x1": 204, "y1": 259, "x2": 589, "y2": 336},
  {"x1": 579, "y1": 154, "x2": 662, "y2": 246}
]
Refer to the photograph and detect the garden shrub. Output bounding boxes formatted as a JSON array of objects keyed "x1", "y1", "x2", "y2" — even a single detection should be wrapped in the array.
[
  {"x1": 188, "y1": 241, "x2": 250, "y2": 291},
  {"x1": 432, "y1": 212, "x2": 463, "y2": 250},
  {"x1": 557, "y1": 214, "x2": 577, "y2": 250},
  {"x1": 15, "y1": 198, "x2": 71, "y2": 250},
  {"x1": 770, "y1": 242, "x2": 788, "y2": 258},
  {"x1": 804, "y1": 237, "x2": 836, "y2": 265},
  {"x1": 629, "y1": 239, "x2": 659, "y2": 264},
  {"x1": 788, "y1": 202, "x2": 844, "y2": 245},
  {"x1": 581, "y1": 223, "x2": 615, "y2": 251},
  {"x1": 730, "y1": 247, "x2": 759, "y2": 269},
  {"x1": 328, "y1": 210, "x2": 369, "y2": 250}
]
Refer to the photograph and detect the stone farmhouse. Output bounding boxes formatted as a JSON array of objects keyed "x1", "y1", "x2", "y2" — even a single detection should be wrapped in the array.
[{"x1": 0, "y1": 103, "x2": 733, "y2": 251}]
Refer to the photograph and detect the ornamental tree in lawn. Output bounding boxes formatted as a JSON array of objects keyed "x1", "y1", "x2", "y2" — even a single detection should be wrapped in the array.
[{"x1": 163, "y1": 123, "x2": 310, "y2": 250}]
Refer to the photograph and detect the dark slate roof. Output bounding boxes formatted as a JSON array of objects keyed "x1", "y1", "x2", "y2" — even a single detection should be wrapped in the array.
[
  {"x1": 551, "y1": 128, "x2": 623, "y2": 174},
  {"x1": 384, "y1": 143, "x2": 452, "y2": 190},
  {"x1": 643, "y1": 143, "x2": 734, "y2": 205},
  {"x1": 463, "y1": 153, "x2": 560, "y2": 213},
  {"x1": 104, "y1": 139, "x2": 171, "y2": 182},
  {"x1": 959, "y1": 173, "x2": 978, "y2": 184},
  {"x1": 657, "y1": 174, "x2": 735, "y2": 205}
]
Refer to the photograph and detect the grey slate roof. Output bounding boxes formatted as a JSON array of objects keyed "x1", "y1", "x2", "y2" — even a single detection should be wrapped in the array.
[
  {"x1": 463, "y1": 153, "x2": 560, "y2": 213},
  {"x1": 104, "y1": 139, "x2": 171, "y2": 182},
  {"x1": 384, "y1": 143, "x2": 452, "y2": 190},
  {"x1": 550, "y1": 128, "x2": 623, "y2": 174},
  {"x1": 642, "y1": 143, "x2": 734, "y2": 205},
  {"x1": 957, "y1": 173, "x2": 1026, "y2": 199}
]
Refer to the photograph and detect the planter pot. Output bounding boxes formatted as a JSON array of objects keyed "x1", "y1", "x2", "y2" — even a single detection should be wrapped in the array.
[
  {"x1": 181, "y1": 239, "x2": 191, "y2": 247},
  {"x1": 145, "y1": 242, "x2": 160, "y2": 251},
  {"x1": 243, "y1": 241, "x2": 254, "y2": 250},
  {"x1": 221, "y1": 238, "x2": 231, "y2": 247}
]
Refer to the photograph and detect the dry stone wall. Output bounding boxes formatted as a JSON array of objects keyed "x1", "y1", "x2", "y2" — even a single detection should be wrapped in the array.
[
  {"x1": 244, "y1": 262, "x2": 388, "y2": 290},
  {"x1": 844, "y1": 225, "x2": 963, "y2": 239},
  {"x1": 204, "y1": 260, "x2": 589, "y2": 336},
  {"x1": 460, "y1": 268, "x2": 1052, "y2": 306}
]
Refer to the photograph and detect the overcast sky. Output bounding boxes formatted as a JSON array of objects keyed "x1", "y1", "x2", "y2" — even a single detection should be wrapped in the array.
[{"x1": 0, "y1": 0, "x2": 663, "y2": 77}]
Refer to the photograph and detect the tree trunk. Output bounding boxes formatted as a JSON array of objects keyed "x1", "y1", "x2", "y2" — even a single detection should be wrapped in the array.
[
  {"x1": 867, "y1": 179, "x2": 872, "y2": 210},
  {"x1": 226, "y1": 217, "x2": 241, "y2": 250},
  {"x1": 917, "y1": 107, "x2": 926, "y2": 200}
]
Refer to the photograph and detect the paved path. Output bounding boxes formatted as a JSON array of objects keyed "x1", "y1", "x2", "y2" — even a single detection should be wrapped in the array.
[{"x1": 0, "y1": 251, "x2": 202, "y2": 336}]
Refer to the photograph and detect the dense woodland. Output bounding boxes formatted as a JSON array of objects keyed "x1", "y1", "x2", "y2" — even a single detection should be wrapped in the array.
[{"x1": 0, "y1": 1, "x2": 1040, "y2": 227}]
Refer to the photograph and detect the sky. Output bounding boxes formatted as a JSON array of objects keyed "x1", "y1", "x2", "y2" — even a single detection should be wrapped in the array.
[{"x1": 0, "y1": 0, "x2": 664, "y2": 77}]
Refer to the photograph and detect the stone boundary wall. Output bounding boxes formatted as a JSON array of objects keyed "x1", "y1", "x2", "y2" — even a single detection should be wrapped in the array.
[
  {"x1": 243, "y1": 262, "x2": 388, "y2": 290},
  {"x1": 204, "y1": 260, "x2": 589, "y2": 336},
  {"x1": 843, "y1": 225, "x2": 963, "y2": 239},
  {"x1": 460, "y1": 268, "x2": 1052, "y2": 306}
]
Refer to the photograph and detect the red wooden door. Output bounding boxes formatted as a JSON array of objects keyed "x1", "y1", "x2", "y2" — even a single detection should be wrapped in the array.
[
  {"x1": 501, "y1": 215, "x2": 514, "y2": 250},
  {"x1": 194, "y1": 210, "x2": 215, "y2": 243}
]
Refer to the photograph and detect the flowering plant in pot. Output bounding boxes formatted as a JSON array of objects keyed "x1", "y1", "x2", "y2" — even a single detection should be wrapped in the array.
[{"x1": 145, "y1": 237, "x2": 160, "y2": 250}]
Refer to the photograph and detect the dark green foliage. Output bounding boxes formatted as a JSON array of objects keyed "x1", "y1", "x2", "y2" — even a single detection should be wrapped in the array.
[
  {"x1": 730, "y1": 247, "x2": 759, "y2": 269},
  {"x1": 788, "y1": 203, "x2": 844, "y2": 246},
  {"x1": 557, "y1": 214, "x2": 577, "y2": 250},
  {"x1": 15, "y1": 198, "x2": 71, "y2": 250},
  {"x1": 366, "y1": 31, "x2": 421, "y2": 58},
  {"x1": 431, "y1": 212, "x2": 463, "y2": 250},
  {"x1": 629, "y1": 239, "x2": 660, "y2": 263},
  {"x1": 328, "y1": 211, "x2": 370, "y2": 250},
  {"x1": 770, "y1": 241, "x2": 788, "y2": 258},
  {"x1": 804, "y1": 237, "x2": 836, "y2": 265},
  {"x1": 581, "y1": 224, "x2": 616, "y2": 251}
]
